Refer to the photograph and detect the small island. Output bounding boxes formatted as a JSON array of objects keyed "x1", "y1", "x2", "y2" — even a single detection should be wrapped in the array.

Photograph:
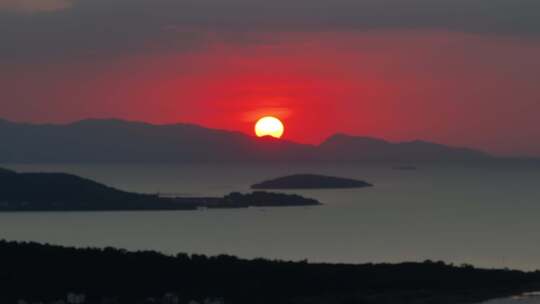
[
  {"x1": 251, "y1": 174, "x2": 373, "y2": 189},
  {"x1": 0, "y1": 168, "x2": 320, "y2": 211}
]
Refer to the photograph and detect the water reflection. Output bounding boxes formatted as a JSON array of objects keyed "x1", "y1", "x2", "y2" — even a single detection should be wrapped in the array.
[{"x1": 483, "y1": 292, "x2": 540, "y2": 304}]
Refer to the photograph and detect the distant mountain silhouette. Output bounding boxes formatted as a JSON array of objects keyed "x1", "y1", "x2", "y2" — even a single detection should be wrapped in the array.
[
  {"x1": 316, "y1": 133, "x2": 489, "y2": 161},
  {"x1": 0, "y1": 118, "x2": 490, "y2": 162}
]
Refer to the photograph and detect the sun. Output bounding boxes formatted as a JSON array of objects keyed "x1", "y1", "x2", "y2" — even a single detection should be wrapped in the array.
[{"x1": 255, "y1": 116, "x2": 284, "y2": 139}]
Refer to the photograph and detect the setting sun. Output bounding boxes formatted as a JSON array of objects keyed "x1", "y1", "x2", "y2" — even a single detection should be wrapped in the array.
[{"x1": 255, "y1": 116, "x2": 284, "y2": 139}]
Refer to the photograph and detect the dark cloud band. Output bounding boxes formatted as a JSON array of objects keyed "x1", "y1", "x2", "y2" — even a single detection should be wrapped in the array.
[{"x1": 1, "y1": 0, "x2": 539, "y2": 61}]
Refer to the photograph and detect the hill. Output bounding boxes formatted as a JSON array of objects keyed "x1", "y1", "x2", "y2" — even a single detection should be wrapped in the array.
[
  {"x1": 1, "y1": 241, "x2": 539, "y2": 304},
  {"x1": 0, "y1": 118, "x2": 490, "y2": 162},
  {"x1": 0, "y1": 168, "x2": 320, "y2": 211}
]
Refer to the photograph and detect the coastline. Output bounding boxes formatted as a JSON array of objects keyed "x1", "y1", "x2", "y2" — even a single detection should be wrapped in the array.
[{"x1": 0, "y1": 167, "x2": 321, "y2": 212}]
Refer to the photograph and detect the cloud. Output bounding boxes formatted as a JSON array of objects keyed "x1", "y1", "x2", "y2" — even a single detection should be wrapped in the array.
[
  {"x1": 60, "y1": 0, "x2": 540, "y2": 35},
  {"x1": 1, "y1": 0, "x2": 539, "y2": 63},
  {"x1": 0, "y1": 0, "x2": 72, "y2": 13}
]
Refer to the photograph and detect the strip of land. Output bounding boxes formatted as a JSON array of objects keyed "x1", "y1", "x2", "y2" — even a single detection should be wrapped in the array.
[
  {"x1": 0, "y1": 168, "x2": 320, "y2": 211},
  {"x1": 1, "y1": 241, "x2": 539, "y2": 304}
]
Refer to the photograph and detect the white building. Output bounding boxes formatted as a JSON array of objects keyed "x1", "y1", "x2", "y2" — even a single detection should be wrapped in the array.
[{"x1": 66, "y1": 293, "x2": 86, "y2": 304}]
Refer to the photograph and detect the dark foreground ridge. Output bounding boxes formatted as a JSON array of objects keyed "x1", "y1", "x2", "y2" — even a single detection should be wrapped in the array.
[
  {"x1": 251, "y1": 174, "x2": 373, "y2": 189},
  {"x1": 1, "y1": 241, "x2": 539, "y2": 304},
  {"x1": 0, "y1": 168, "x2": 319, "y2": 211}
]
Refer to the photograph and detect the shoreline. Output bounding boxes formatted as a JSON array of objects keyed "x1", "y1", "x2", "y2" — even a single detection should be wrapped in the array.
[{"x1": 0, "y1": 167, "x2": 321, "y2": 211}]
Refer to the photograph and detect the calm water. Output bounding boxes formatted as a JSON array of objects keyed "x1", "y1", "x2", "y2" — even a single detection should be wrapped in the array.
[
  {"x1": 1, "y1": 161, "x2": 540, "y2": 272},
  {"x1": 482, "y1": 293, "x2": 540, "y2": 304}
]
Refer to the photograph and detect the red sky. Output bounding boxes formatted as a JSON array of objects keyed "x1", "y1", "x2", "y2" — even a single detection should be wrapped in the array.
[{"x1": 2, "y1": 1, "x2": 540, "y2": 156}]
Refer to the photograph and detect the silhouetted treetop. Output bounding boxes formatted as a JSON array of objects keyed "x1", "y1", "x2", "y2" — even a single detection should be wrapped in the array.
[{"x1": 0, "y1": 240, "x2": 539, "y2": 304}]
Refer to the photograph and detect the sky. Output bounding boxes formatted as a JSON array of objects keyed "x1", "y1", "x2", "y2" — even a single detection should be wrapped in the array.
[{"x1": 1, "y1": 0, "x2": 540, "y2": 156}]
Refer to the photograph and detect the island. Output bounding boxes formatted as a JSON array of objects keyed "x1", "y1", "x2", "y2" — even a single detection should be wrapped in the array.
[
  {"x1": 2, "y1": 240, "x2": 540, "y2": 304},
  {"x1": 0, "y1": 168, "x2": 320, "y2": 211},
  {"x1": 251, "y1": 174, "x2": 373, "y2": 189}
]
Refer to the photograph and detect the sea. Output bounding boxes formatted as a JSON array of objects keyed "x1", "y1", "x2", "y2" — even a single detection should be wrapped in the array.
[{"x1": 1, "y1": 161, "x2": 540, "y2": 274}]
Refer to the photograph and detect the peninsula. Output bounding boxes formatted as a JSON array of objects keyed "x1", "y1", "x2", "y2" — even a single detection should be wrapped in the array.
[{"x1": 0, "y1": 168, "x2": 320, "y2": 211}]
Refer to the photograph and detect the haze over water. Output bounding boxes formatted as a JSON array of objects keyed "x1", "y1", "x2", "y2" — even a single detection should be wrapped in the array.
[{"x1": 1, "y1": 161, "x2": 540, "y2": 270}]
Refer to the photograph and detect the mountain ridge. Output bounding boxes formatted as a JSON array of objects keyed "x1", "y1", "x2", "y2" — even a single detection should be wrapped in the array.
[
  {"x1": 0, "y1": 118, "x2": 490, "y2": 162},
  {"x1": 316, "y1": 133, "x2": 489, "y2": 161}
]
